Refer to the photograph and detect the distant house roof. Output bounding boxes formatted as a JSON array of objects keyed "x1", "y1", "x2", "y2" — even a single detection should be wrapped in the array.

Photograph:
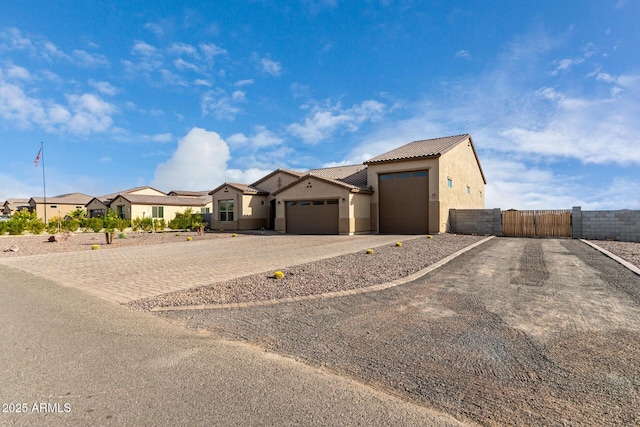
[
  {"x1": 167, "y1": 190, "x2": 210, "y2": 197},
  {"x1": 30, "y1": 192, "x2": 93, "y2": 205},
  {"x1": 209, "y1": 182, "x2": 269, "y2": 196},
  {"x1": 364, "y1": 133, "x2": 486, "y2": 184},
  {"x1": 308, "y1": 164, "x2": 369, "y2": 189},
  {"x1": 3, "y1": 198, "x2": 30, "y2": 208},
  {"x1": 97, "y1": 186, "x2": 166, "y2": 203},
  {"x1": 111, "y1": 194, "x2": 209, "y2": 207},
  {"x1": 250, "y1": 168, "x2": 305, "y2": 188}
]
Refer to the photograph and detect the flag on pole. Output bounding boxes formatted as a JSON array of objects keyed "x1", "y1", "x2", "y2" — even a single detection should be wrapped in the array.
[{"x1": 34, "y1": 148, "x2": 42, "y2": 167}]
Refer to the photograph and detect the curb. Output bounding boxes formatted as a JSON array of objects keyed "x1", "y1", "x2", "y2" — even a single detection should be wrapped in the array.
[
  {"x1": 151, "y1": 235, "x2": 495, "y2": 313},
  {"x1": 580, "y1": 239, "x2": 640, "y2": 276}
]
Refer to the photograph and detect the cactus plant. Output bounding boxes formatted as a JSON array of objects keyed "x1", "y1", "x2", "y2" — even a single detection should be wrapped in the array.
[
  {"x1": 273, "y1": 270, "x2": 285, "y2": 280},
  {"x1": 395, "y1": 241, "x2": 402, "y2": 247},
  {"x1": 186, "y1": 236, "x2": 193, "y2": 241},
  {"x1": 91, "y1": 244, "x2": 100, "y2": 250},
  {"x1": 366, "y1": 248, "x2": 374, "y2": 254}
]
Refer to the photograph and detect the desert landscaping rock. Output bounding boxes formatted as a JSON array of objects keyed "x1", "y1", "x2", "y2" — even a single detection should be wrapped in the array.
[{"x1": 127, "y1": 234, "x2": 485, "y2": 310}]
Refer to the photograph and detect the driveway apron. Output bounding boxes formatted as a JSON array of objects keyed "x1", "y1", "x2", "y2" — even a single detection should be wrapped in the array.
[{"x1": 161, "y1": 238, "x2": 640, "y2": 426}]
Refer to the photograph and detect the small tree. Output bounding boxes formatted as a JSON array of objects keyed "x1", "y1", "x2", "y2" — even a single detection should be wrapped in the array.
[
  {"x1": 102, "y1": 211, "x2": 120, "y2": 244},
  {"x1": 68, "y1": 208, "x2": 86, "y2": 220}
]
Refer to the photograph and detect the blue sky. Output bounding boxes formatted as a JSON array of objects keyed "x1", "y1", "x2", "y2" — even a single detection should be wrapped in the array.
[{"x1": 1, "y1": 0, "x2": 639, "y2": 209}]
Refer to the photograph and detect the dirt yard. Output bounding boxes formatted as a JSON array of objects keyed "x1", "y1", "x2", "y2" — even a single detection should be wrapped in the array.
[{"x1": 160, "y1": 238, "x2": 640, "y2": 426}]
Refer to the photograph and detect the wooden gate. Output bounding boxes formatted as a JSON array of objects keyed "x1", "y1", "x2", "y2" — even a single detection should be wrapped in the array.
[{"x1": 502, "y1": 210, "x2": 571, "y2": 237}]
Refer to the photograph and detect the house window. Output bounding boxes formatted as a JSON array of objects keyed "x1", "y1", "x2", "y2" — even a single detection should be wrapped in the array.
[
  {"x1": 50, "y1": 205, "x2": 57, "y2": 209},
  {"x1": 466, "y1": 186, "x2": 471, "y2": 194},
  {"x1": 219, "y1": 200, "x2": 234, "y2": 222},
  {"x1": 201, "y1": 207, "x2": 210, "y2": 214},
  {"x1": 152, "y1": 206, "x2": 164, "y2": 218},
  {"x1": 117, "y1": 205, "x2": 126, "y2": 219},
  {"x1": 447, "y1": 178, "x2": 453, "y2": 188}
]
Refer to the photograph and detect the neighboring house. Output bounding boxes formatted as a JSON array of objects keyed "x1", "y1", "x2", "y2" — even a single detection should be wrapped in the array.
[
  {"x1": 167, "y1": 190, "x2": 213, "y2": 214},
  {"x1": 209, "y1": 134, "x2": 486, "y2": 234},
  {"x1": 108, "y1": 193, "x2": 211, "y2": 222},
  {"x1": 85, "y1": 186, "x2": 166, "y2": 217},
  {"x1": 29, "y1": 193, "x2": 94, "y2": 221},
  {"x1": 2, "y1": 198, "x2": 30, "y2": 216}
]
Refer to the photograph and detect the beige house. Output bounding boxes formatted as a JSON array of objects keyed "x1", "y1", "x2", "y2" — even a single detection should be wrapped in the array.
[
  {"x1": 29, "y1": 193, "x2": 93, "y2": 221},
  {"x1": 86, "y1": 186, "x2": 166, "y2": 217},
  {"x1": 108, "y1": 193, "x2": 212, "y2": 221},
  {"x1": 209, "y1": 134, "x2": 485, "y2": 235},
  {"x1": 2, "y1": 198, "x2": 30, "y2": 216}
]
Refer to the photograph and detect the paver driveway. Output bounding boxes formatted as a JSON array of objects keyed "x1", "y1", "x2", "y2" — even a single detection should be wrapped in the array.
[{"x1": 0, "y1": 234, "x2": 421, "y2": 303}]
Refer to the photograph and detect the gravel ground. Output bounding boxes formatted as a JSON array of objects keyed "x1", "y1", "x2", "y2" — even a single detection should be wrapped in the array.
[
  {"x1": 128, "y1": 234, "x2": 485, "y2": 311},
  {"x1": 161, "y1": 238, "x2": 640, "y2": 426},
  {"x1": 589, "y1": 240, "x2": 640, "y2": 269},
  {"x1": 0, "y1": 230, "x2": 232, "y2": 257}
]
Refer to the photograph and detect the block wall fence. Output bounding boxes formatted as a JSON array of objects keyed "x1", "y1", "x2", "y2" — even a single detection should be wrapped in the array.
[{"x1": 449, "y1": 207, "x2": 640, "y2": 242}]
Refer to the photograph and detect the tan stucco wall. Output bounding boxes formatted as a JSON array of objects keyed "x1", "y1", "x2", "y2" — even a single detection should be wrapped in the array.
[
  {"x1": 348, "y1": 193, "x2": 372, "y2": 234},
  {"x1": 274, "y1": 177, "x2": 352, "y2": 234},
  {"x1": 86, "y1": 199, "x2": 108, "y2": 216},
  {"x1": 438, "y1": 140, "x2": 485, "y2": 232},
  {"x1": 212, "y1": 189, "x2": 241, "y2": 230},
  {"x1": 32, "y1": 202, "x2": 87, "y2": 221},
  {"x1": 211, "y1": 189, "x2": 265, "y2": 230},
  {"x1": 366, "y1": 158, "x2": 440, "y2": 233},
  {"x1": 254, "y1": 172, "x2": 301, "y2": 194}
]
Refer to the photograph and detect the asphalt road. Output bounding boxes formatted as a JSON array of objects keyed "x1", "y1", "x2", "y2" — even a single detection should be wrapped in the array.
[{"x1": 0, "y1": 264, "x2": 463, "y2": 426}]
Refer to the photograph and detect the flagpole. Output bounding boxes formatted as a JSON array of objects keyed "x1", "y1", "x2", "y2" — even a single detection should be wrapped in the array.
[{"x1": 41, "y1": 141, "x2": 47, "y2": 223}]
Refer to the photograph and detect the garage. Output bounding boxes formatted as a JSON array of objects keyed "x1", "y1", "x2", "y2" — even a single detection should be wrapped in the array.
[
  {"x1": 286, "y1": 199, "x2": 339, "y2": 234},
  {"x1": 378, "y1": 170, "x2": 429, "y2": 234}
]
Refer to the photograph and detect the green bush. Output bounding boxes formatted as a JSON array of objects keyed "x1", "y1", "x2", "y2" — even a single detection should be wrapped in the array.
[
  {"x1": 61, "y1": 219, "x2": 80, "y2": 233},
  {"x1": 7, "y1": 220, "x2": 26, "y2": 235},
  {"x1": 153, "y1": 218, "x2": 166, "y2": 231},
  {"x1": 87, "y1": 217, "x2": 104, "y2": 233},
  {"x1": 117, "y1": 218, "x2": 130, "y2": 232},
  {"x1": 27, "y1": 218, "x2": 46, "y2": 235},
  {"x1": 0, "y1": 221, "x2": 7, "y2": 235},
  {"x1": 168, "y1": 208, "x2": 204, "y2": 232}
]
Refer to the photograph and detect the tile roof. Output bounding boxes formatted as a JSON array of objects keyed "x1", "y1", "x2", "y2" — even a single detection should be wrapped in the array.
[
  {"x1": 209, "y1": 182, "x2": 269, "y2": 196},
  {"x1": 272, "y1": 173, "x2": 373, "y2": 196},
  {"x1": 308, "y1": 164, "x2": 369, "y2": 189},
  {"x1": 167, "y1": 190, "x2": 211, "y2": 197},
  {"x1": 112, "y1": 194, "x2": 210, "y2": 207},
  {"x1": 97, "y1": 186, "x2": 166, "y2": 202},
  {"x1": 364, "y1": 134, "x2": 471, "y2": 164},
  {"x1": 30, "y1": 193, "x2": 94, "y2": 205}
]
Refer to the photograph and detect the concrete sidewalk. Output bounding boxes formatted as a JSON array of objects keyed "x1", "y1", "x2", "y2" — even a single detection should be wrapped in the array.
[{"x1": 0, "y1": 234, "x2": 421, "y2": 303}]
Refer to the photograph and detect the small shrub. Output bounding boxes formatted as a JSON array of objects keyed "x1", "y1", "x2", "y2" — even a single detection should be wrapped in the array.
[
  {"x1": 61, "y1": 219, "x2": 80, "y2": 233},
  {"x1": 395, "y1": 241, "x2": 402, "y2": 247},
  {"x1": 231, "y1": 233, "x2": 237, "y2": 237},
  {"x1": 0, "y1": 221, "x2": 7, "y2": 235},
  {"x1": 273, "y1": 271, "x2": 285, "y2": 280},
  {"x1": 186, "y1": 236, "x2": 193, "y2": 241},
  {"x1": 118, "y1": 232, "x2": 127, "y2": 239},
  {"x1": 117, "y1": 218, "x2": 130, "y2": 232},
  {"x1": 91, "y1": 244, "x2": 100, "y2": 250},
  {"x1": 27, "y1": 218, "x2": 46, "y2": 235},
  {"x1": 427, "y1": 235, "x2": 433, "y2": 239},
  {"x1": 366, "y1": 248, "x2": 374, "y2": 254}
]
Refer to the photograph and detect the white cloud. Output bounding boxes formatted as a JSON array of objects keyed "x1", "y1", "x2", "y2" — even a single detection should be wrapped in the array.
[
  {"x1": 144, "y1": 23, "x2": 165, "y2": 38},
  {"x1": 151, "y1": 127, "x2": 273, "y2": 190},
  {"x1": 89, "y1": 80, "x2": 117, "y2": 96},
  {"x1": 455, "y1": 50, "x2": 471, "y2": 59},
  {"x1": 173, "y1": 58, "x2": 199, "y2": 72},
  {"x1": 228, "y1": 125, "x2": 283, "y2": 149},
  {"x1": 199, "y1": 43, "x2": 227, "y2": 61},
  {"x1": 167, "y1": 42, "x2": 198, "y2": 57},
  {"x1": 258, "y1": 56, "x2": 282, "y2": 77},
  {"x1": 201, "y1": 88, "x2": 245, "y2": 120},
  {"x1": 234, "y1": 79, "x2": 254, "y2": 87},
  {"x1": 72, "y1": 49, "x2": 110, "y2": 68},
  {"x1": 194, "y1": 79, "x2": 212, "y2": 86},
  {"x1": 131, "y1": 41, "x2": 158, "y2": 57},
  {"x1": 0, "y1": 27, "x2": 34, "y2": 52},
  {"x1": 4, "y1": 64, "x2": 30, "y2": 80},
  {"x1": 287, "y1": 99, "x2": 386, "y2": 144}
]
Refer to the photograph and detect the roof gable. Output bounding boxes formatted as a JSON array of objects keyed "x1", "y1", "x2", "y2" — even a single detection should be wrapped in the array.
[
  {"x1": 272, "y1": 173, "x2": 373, "y2": 196},
  {"x1": 308, "y1": 164, "x2": 368, "y2": 189},
  {"x1": 250, "y1": 169, "x2": 304, "y2": 188},
  {"x1": 364, "y1": 134, "x2": 471, "y2": 164},
  {"x1": 209, "y1": 182, "x2": 269, "y2": 196}
]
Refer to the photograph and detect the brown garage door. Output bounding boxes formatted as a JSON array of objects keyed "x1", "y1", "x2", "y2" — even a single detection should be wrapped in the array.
[
  {"x1": 379, "y1": 170, "x2": 429, "y2": 234},
  {"x1": 286, "y1": 199, "x2": 339, "y2": 234}
]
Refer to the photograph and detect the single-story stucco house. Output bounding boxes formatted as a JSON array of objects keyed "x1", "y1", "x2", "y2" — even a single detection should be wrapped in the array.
[
  {"x1": 210, "y1": 134, "x2": 486, "y2": 234},
  {"x1": 86, "y1": 186, "x2": 167, "y2": 218},
  {"x1": 2, "y1": 198, "x2": 30, "y2": 216},
  {"x1": 29, "y1": 193, "x2": 94, "y2": 221},
  {"x1": 107, "y1": 193, "x2": 212, "y2": 221}
]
